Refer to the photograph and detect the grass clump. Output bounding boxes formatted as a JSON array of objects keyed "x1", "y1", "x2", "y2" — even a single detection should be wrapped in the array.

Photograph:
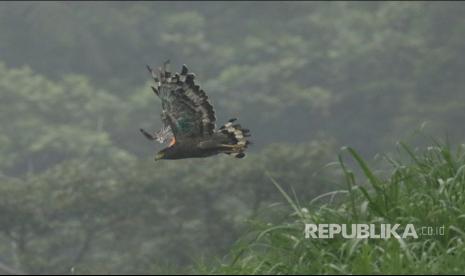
[{"x1": 202, "y1": 141, "x2": 465, "y2": 274}]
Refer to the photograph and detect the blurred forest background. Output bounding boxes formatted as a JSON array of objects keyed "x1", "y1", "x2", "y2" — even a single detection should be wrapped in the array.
[{"x1": 0, "y1": 2, "x2": 465, "y2": 274}]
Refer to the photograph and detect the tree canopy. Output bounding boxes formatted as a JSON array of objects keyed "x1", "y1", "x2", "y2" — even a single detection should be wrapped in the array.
[{"x1": 0, "y1": 2, "x2": 464, "y2": 274}]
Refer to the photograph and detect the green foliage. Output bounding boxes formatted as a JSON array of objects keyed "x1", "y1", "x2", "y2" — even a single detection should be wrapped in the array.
[
  {"x1": 205, "y1": 142, "x2": 465, "y2": 274},
  {"x1": 0, "y1": 63, "x2": 129, "y2": 175},
  {"x1": 1, "y1": 3, "x2": 465, "y2": 149},
  {"x1": 0, "y1": 2, "x2": 464, "y2": 274},
  {"x1": 0, "y1": 141, "x2": 337, "y2": 274},
  {"x1": 0, "y1": 61, "x2": 337, "y2": 273}
]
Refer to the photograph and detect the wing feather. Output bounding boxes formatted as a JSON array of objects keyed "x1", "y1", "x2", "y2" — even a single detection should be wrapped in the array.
[{"x1": 147, "y1": 62, "x2": 216, "y2": 140}]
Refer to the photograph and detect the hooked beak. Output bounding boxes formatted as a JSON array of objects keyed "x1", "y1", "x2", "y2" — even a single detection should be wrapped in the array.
[{"x1": 155, "y1": 152, "x2": 165, "y2": 161}]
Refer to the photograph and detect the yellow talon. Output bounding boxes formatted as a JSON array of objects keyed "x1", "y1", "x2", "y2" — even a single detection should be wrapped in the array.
[{"x1": 168, "y1": 137, "x2": 176, "y2": 147}]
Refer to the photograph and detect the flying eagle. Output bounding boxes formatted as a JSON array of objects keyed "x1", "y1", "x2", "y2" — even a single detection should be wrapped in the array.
[{"x1": 140, "y1": 61, "x2": 251, "y2": 160}]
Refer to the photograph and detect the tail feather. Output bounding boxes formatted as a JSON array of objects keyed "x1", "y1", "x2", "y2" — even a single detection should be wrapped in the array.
[{"x1": 218, "y1": 118, "x2": 251, "y2": 158}]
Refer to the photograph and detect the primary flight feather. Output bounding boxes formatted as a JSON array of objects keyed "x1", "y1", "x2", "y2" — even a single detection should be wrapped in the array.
[{"x1": 140, "y1": 61, "x2": 251, "y2": 160}]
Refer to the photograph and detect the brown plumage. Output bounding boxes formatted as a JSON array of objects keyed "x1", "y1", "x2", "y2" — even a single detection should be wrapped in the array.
[{"x1": 140, "y1": 62, "x2": 251, "y2": 160}]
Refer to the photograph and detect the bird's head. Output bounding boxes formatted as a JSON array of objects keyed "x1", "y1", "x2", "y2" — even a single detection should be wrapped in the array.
[
  {"x1": 155, "y1": 147, "x2": 177, "y2": 161},
  {"x1": 154, "y1": 151, "x2": 165, "y2": 161}
]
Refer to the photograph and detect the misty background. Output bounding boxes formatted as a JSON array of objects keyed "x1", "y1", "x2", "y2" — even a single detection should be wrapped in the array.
[{"x1": 0, "y1": 2, "x2": 464, "y2": 274}]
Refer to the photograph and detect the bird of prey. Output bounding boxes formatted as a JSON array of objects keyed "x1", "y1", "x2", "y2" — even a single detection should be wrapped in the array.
[{"x1": 140, "y1": 61, "x2": 251, "y2": 160}]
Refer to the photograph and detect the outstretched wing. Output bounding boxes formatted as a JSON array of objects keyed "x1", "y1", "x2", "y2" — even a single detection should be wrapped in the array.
[{"x1": 147, "y1": 62, "x2": 216, "y2": 141}]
